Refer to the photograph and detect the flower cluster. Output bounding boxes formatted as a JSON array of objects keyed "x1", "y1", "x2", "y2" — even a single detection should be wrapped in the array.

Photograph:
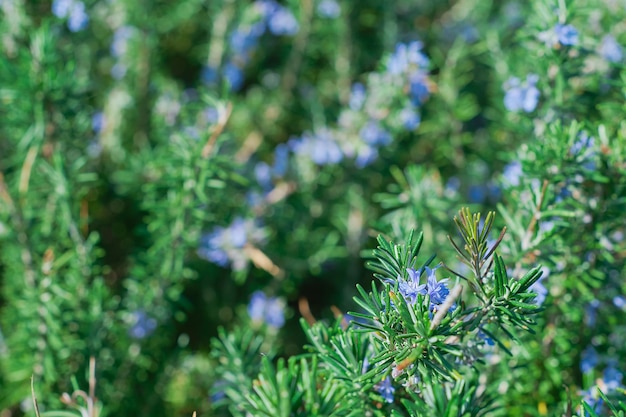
[
  {"x1": 52, "y1": 0, "x2": 89, "y2": 32},
  {"x1": 392, "y1": 267, "x2": 452, "y2": 313},
  {"x1": 290, "y1": 41, "x2": 431, "y2": 168},
  {"x1": 202, "y1": 0, "x2": 299, "y2": 91},
  {"x1": 197, "y1": 217, "x2": 267, "y2": 271},
  {"x1": 503, "y1": 74, "x2": 540, "y2": 113}
]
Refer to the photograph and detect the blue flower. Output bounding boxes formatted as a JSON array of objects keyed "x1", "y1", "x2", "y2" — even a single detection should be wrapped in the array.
[
  {"x1": 272, "y1": 144, "x2": 289, "y2": 177},
  {"x1": 580, "y1": 345, "x2": 598, "y2": 373},
  {"x1": 349, "y1": 83, "x2": 367, "y2": 111},
  {"x1": 502, "y1": 161, "x2": 522, "y2": 188},
  {"x1": 129, "y1": 310, "x2": 157, "y2": 339},
  {"x1": 477, "y1": 328, "x2": 495, "y2": 346},
  {"x1": 255, "y1": 162, "x2": 273, "y2": 190},
  {"x1": 354, "y1": 145, "x2": 378, "y2": 168},
  {"x1": 248, "y1": 291, "x2": 285, "y2": 329},
  {"x1": 603, "y1": 363, "x2": 623, "y2": 391},
  {"x1": 599, "y1": 35, "x2": 623, "y2": 63},
  {"x1": 554, "y1": 23, "x2": 579, "y2": 46},
  {"x1": 393, "y1": 268, "x2": 426, "y2": 305},
  {"x1": 503, "y1": 74, "x2": 540, "y2": 113},
  {"x1": 229, "y1": 23, "x2": 265, "y2": 59},
  {"x1": 223, "y1": 62, "x2": 245, "y2": 91},
  {"x1": 198, "y1": 217, "x2": 266, "y2": 270},
  {"x1": 387, "y1": 41, "x2": 429, "y2": 75},
  {"x1": 201, "y1": 66, "x2": 219, "y2": 85},
  {"x1": 359, "y1": 120, "x2": 392, "y2": 146},
  {"x1": 267, "y1": 6, "x2": 299, "y2": 36},
  {"x1": 422, "y1": 267, "x2": 450, "y2": 308},
  {"x1": 52, "y1": 0, "x2": 89, "y2": 32},
  {"x1": 92, "y1": 112, "x2": 105, "y2": 133},
  {"x1": 317, "y1": 0, "x2": 340, "y2": 18},
  {"x1": 289, "y1": 129, "x2": 343, "y2": 165},
  {"x1": 376, "y1": 376, "x2": 395, "y2": 403},
  {"x1": 408, "y1": 71, "x2": 430, "y2": 105},
  {"x1": 399, "y1": 106, "x2": 420, "y2": 130},
  {"x1": 111, "y1": 26, "x2": 134, "y2": 58}
]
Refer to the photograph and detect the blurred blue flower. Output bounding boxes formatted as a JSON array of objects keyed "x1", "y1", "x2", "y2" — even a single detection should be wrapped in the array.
[
  {"x1": 581, "y1": 388, "x2": 604, "y2": 416},
  {"x1": 198, "y1": 217, "x2": 266, "y2": 270},
  {"x1": 477, "y1": 328, "x2": 495, "y2": 346},
  {"x1": 223, "y1": 62, "x2": 244, "y2": 91},
  {"x1": 229, "y1": 23, "x2": 265, "y2": 59},
  {"x1": 267, "y1": 6, "x2": 299, "y2": 36},
  {"x1": 129, "y1": 310, "x2": 157, "y2": 339},
  {"x1": 603, "y1": 363, "x2": 623, "y2": 391},
  {"x1": 613, "y1": 295, "x2": 626, "y2": 310},
  {"x1": 468, "y1": 184, "x2": 487, "y2": 203},
  {"x1": 599, "y1": 35, "x2": 623, "y2": 63},
  {"x1": 272, "y1": 143, "x2": 289, "y2": 176},
  {"x1": 503, "y1": 74, "x2": 540, "y2": 113},
  {"x1": 387, "y1": 41, "x2": 429, "y2": 75},
  {"x1": 317, "y1": 0, "x2": 340, "y2": 18},
  {"x1": 400, "y1": 106, "x2": 420, "y2": 130},
  {"x1": 201, "y1": 66, "x2": 219, "y2": 85},
  {"x1": 92, "y1": 112, "x2": 105, "y2": 133},
  {"x1": 580, "y1": 345, "x2": 598, "y2": 373},
  {"x1": 52, "y1": 0, "x2": 89, "y2": 32},
  {"x1": 289, "y1": 129, "x2": 343, "y2": 165},
  {"x1": 408, "y1": 71, "x2": 430, "y2": 106},
  {"x1": 349, "y1": 82, "x2": 367, "y2": 111},
  {"x1": 354, "y1": 145, "x2": 378, "y2": 168},
  {"x1": 111, "y1": 26, "x2": 134, "y2": 58},
  {"x1": 554, "y1": 23, "x2": 579, "y2": 46},
  {"x1": 376, "y1": 376, "x2": 395, "y2": 403},
  {"x1": 248, "y1": 291, "x2": 285, "y2": 328},
  {"x1": 359, "y1": 120, "x2": 391, "y2": 146},
  {"x1": 255, "y1": 162, "x2": 273, "y2": 190},
  {"x1": 502, "y1": 161, "x2": 522, "y2": 188}
]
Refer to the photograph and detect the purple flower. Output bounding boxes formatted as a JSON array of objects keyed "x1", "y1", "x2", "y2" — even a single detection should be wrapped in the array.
[
  {"x1": 289, "y1": 129, "x2": 343, "y2": 165},
  {"x1": 580, "y1": 345, "x2": 598, "y2": 373},
  {"x1": 129, "y1": 310, "x2": 157, "y2": 339},
  {"x1": 503, "y1": 74, "x2": 540, "y2": 113},
  {"x1": 554, "y1": 23, "x2": 579, "y2": 46},
  {"x1": 393, "y1": 267, "x2": 451, "y2": 312},
  {"x1": 317, "y1": 0, "x2": 340, "y2": 18},
  {"x1": 599, "y1": 35, "x2": 623, "y2": 63},
  {"x1": 376, "y1": 376, "x2": 395, "y2": 403},
  {"x1": 248, "y1": 291, "x2": 285, "y2": 328},
  {"x1": 359, "y1": 120, "x2": 392, "y2": 146}
]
